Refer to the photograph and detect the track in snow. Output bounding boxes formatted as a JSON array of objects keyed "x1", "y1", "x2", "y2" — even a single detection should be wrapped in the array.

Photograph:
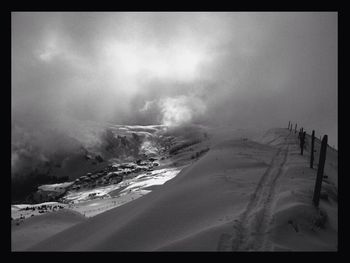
[{"x1": 218, "y1": 132, "x2": 291, "y2": 251}]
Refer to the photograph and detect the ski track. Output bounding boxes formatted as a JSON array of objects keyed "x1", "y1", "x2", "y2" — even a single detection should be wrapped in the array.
[{"x1": 218, "y1": 132, "x2": 292, "y2": 251}]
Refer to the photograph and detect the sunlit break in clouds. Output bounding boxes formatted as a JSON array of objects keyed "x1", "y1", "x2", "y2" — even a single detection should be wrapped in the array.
[{"x1": 103, "y1": 40, "x2": 206, "y2": 81}]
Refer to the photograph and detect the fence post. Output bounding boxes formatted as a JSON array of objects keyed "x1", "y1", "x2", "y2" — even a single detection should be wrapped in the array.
[
  {"x1": 294, "y1": 123, "x2": 297, "y2": 134},
  {"x1": 310, "y1": 130, "x2": 315, "y2": 168},
  {"x1": 312, "y1": 135, "x2": 328, "y2": 207},
  {"x1": 300, "y1": 131, "x2": 306, "y2": 155},
  {"x1": 288, "y1": 121, "x2": 290, "y2": 130},
  {"x1": 301, "y1": 132, "x2": 306, "y2": 155}
]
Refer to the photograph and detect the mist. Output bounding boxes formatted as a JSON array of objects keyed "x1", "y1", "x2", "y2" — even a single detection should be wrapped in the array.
[{"x1": 12, "y1": 12, "x2": 338, "y2": 175}]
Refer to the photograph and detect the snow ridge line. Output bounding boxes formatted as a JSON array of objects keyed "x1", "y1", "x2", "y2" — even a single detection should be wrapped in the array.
[{"x1": 217, "y1": 133, "x2": 291, "y2": 251}]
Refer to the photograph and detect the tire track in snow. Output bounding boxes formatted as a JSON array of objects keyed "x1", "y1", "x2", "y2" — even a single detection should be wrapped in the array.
[{"x1": 217, "y1": 133, "x2": 291, "y2": 251}]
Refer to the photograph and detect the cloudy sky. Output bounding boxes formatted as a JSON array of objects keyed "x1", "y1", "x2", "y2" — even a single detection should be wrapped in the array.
[{"x1": 12, "y1": 12, "x2": 337, "y2": 147}]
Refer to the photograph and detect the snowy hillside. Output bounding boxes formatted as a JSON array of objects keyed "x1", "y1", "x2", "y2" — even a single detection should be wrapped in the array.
[{"x1": 13, "y1": 127, "x2": 337, "y2": 251}]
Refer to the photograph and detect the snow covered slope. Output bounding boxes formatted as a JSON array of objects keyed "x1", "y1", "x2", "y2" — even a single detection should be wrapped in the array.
[
  {"x1": 25, "y1": 128, "x2": 337, "y2": 251},
  {"x1": 11, "y1": 209, "x2": 86, "y2": 251}
]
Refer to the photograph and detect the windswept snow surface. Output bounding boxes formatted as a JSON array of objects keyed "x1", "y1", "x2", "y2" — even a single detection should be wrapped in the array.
[
  {"x1": 11, "y1": 209, "x2": 87, "y2": 251},
  {"x1": 18, "y1": 128, "x2": 337, "y2": 251}
]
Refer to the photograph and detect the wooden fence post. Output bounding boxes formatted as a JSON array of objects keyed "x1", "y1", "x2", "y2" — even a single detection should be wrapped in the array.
[
  {"x1": 288, "y1": 121, "x2": 290, "y2": 130},
  {"x1": 310, "y1": 130, "x2": 315, "y2": 168},
  {"x1": 300, "y1": 131, "x2": 306, "y2": 155},
  {"x1": 312, "y1": 135, "x2": 328, "y2": 207},
  {"x1": 301, "y1": 132, "x2": 306, "y2": 155},
  {"x1": 294, "y1": 123, "x2": 297, "y2": 134}
]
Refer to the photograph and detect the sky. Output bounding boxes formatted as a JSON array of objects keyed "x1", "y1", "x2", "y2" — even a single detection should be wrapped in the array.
[{"x1": 12, "y1": 12, "x2": 338, "y2": 156}]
